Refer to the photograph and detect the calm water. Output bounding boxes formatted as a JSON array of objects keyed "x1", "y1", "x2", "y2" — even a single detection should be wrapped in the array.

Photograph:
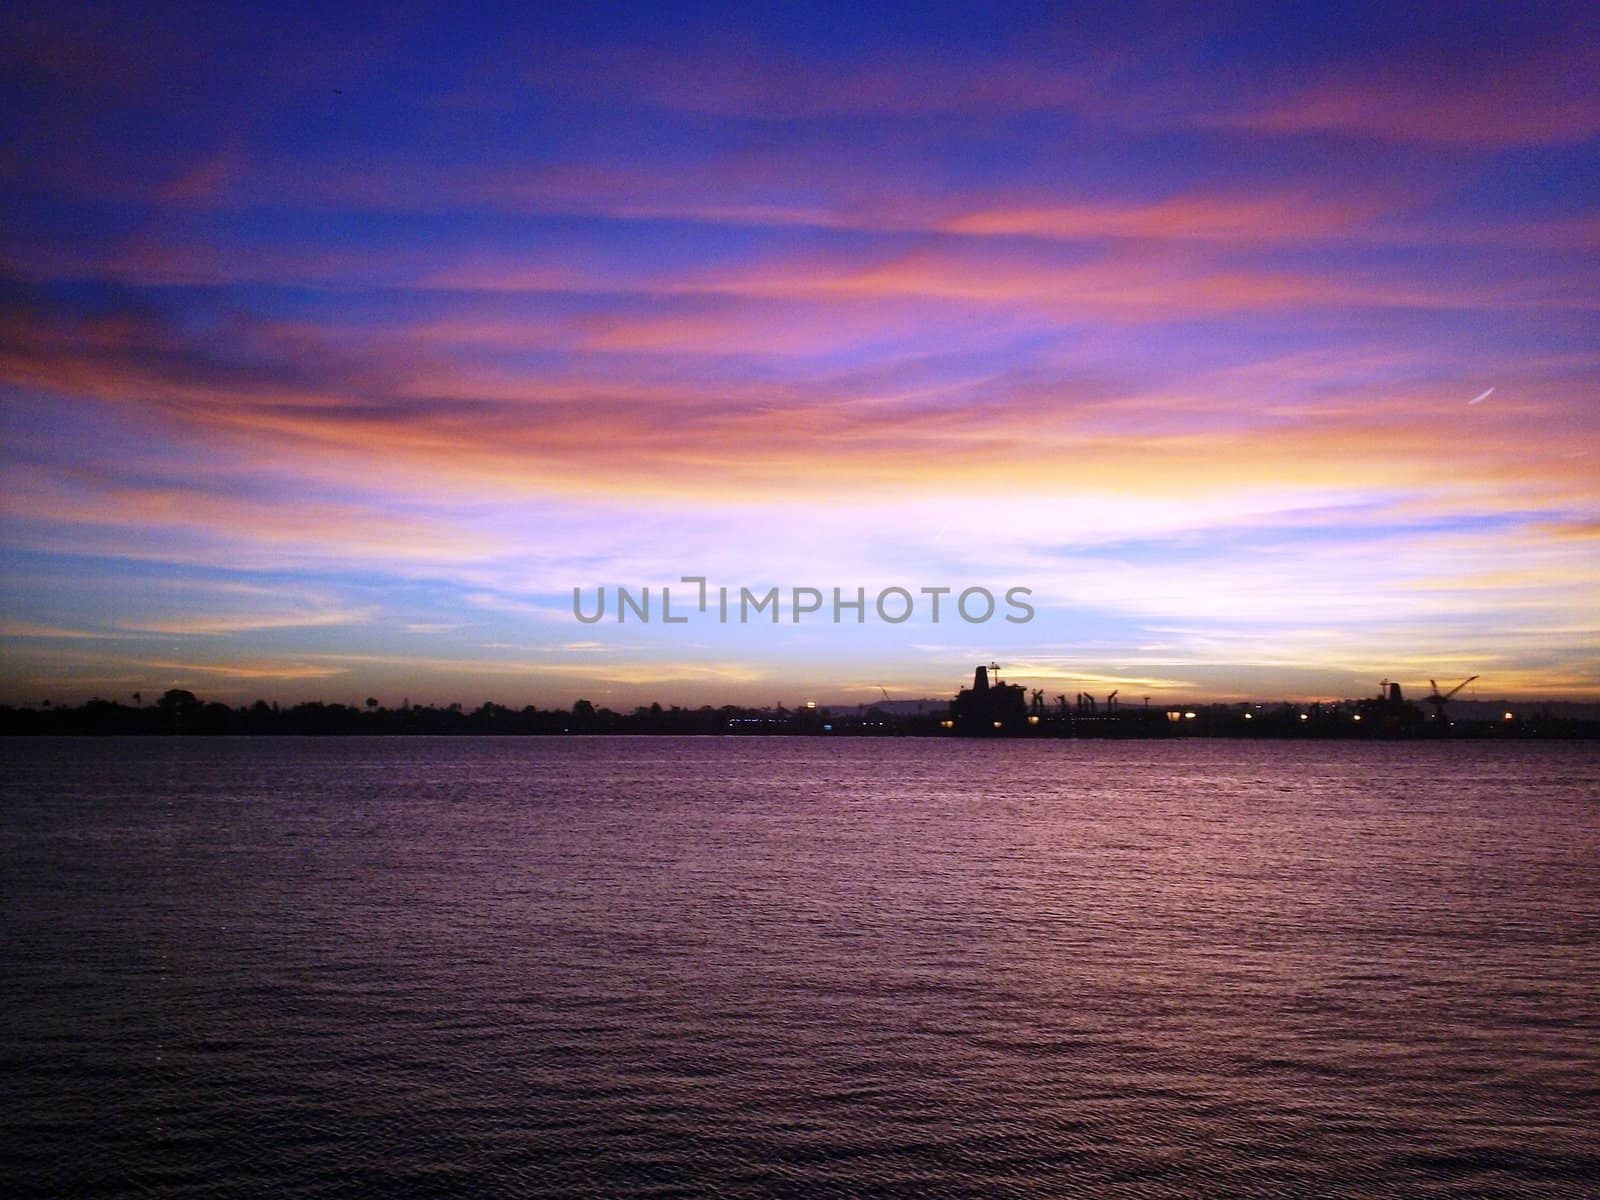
[{"x1": 3, "y1": 736, "x2": 1597, "y2": 1198}]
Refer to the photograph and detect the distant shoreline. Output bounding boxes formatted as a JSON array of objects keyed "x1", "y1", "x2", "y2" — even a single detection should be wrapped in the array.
[{"x1": 4, "y1": 693, "x2": 1598, "y2": 741}]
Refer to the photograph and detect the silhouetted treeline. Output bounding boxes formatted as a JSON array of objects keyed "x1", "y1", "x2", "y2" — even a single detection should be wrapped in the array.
[
  {"x1": 2, "y1": 689, "x2": 1595, "y2": 738},
  {"x1": 0, "y1": 690, "x2": 927, "y2": 737}
]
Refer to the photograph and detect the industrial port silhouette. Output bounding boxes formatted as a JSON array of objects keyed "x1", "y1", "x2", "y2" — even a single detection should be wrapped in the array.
[{"x1": 3, "y1": 666, "x2": 1595, "y2": 739}]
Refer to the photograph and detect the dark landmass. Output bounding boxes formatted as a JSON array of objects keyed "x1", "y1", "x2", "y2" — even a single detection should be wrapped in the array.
[{"x1": 2, "y1": 688, "x2": 1597, "y2": 739}]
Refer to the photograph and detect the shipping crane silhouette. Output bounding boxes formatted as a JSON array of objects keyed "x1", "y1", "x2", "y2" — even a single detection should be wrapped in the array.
[{"x1": 1424, "y1": 676, "x2": 1479, "y2": 723}]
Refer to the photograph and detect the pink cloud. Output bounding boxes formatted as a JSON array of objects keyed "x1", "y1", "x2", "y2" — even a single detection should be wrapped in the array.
[{"x1": 1207, "y1": 36, "x2": 1600, "y2": 148}]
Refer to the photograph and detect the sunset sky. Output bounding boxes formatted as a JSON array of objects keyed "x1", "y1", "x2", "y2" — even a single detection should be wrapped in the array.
[{"x1": 2, "y1": 2, "x2": 1597, "y2": 708}]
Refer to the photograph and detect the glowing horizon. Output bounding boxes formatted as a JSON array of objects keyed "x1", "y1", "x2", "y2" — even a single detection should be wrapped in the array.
[{"x1": 2, "y1": 3, "x2": 1597, "y2": 709}]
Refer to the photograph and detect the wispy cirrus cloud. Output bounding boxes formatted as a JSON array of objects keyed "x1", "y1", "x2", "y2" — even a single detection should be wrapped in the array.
[{"x1": 1201, "y1": 34, "x2": 1600, "y2": 148}]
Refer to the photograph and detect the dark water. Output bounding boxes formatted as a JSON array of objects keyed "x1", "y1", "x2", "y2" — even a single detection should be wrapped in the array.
[{"x1": 3, "y1": 737, "x2": 1598, "y2": 1198}]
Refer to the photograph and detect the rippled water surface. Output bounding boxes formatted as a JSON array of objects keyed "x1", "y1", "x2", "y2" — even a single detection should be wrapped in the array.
[{"x1": 4, "y1": 736, "x2": 1598, "y2": 1198}]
